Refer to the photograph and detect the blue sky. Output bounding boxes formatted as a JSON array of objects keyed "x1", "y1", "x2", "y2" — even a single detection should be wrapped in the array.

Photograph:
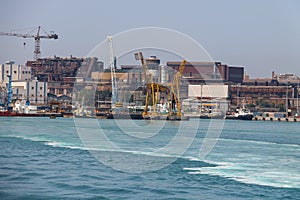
[{"x1": 0, "y1": 0, "x2": 299, "y2": 78}]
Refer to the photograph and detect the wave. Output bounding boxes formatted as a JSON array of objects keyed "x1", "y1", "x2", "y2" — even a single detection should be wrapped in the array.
[
  {"x1": 217, "y1": 138, "x2": 300, "y2": 148},
  {"x1": 183, "y1": 161, "x2": 300, "y2": 189},
  {"x1": 3, "y1": 134, "x2": 300, "y2": 189}
]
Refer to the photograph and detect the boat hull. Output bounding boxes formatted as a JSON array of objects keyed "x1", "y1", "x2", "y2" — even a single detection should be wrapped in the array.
[
  {"x1": 225, "y1": 114, "x2": 254, "y2": 120},
  {"x1": 0, "y1": 111, "x2": 62, "y2": 117},
  {"x1": 105, "y1": 113, "x2": 144, "y2": 120}
]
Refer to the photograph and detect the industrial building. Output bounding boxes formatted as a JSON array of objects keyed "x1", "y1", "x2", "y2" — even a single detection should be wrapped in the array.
[
  {"x1": 11, "y1": 79, "x2": 48, "y2": 105},
  {"x1": 1, "y1": 52, "x2": 298, "y2": 116},
  {"x1": 167, "y1": 61, "x2": 244, "y2": 84},
  {"x1": 0, "y1": 63, "x2": 47, "y2": 106},
  {"x1": 26, "y1": 56, "x2": 103, "y2": 97},
  {"x1": 0, "y1": 63, "x2": 31, "y2": 83},
  {"x1": 232, "y1": 71, "x2": 300, "y2": 115}
]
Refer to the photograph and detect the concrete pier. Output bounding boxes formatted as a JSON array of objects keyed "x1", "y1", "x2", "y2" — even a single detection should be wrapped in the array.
[{"x1": 253, "y1": 116, "x2": 300, "y2": 122}]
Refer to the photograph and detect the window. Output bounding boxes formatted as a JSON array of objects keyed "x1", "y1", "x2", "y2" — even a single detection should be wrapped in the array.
[
  {"x1": 6, "y1": 70, "x2": 9, "y2": 74},
  {"x1": 31, "y1": 94, "x2": 34, "y2": 97},
  {"x1": 22, "y1": 71, "x2": 24, "y2": 74},
  {"x1": 40, "y1": 95, "x2": 43, "y2": 97},
  {"x1": 31, "y1": 87, "x2": 34, "y2": 90},
  {"x1": 14, "y1": 71, "x2": 17, "y2": 74},
  {"x1": 40, "y1": 87, "x2": 43, "y2": 90}
]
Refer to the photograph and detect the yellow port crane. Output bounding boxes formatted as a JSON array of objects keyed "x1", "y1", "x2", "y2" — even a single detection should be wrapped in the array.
[
  {"x1": 0, "y1": 26, "x2": 58, "y2": 60},
  {"x1": 134, "y1": 51, "x2": 154, "y2": 117},
  {"x1": 135, "y1": 51, "x2": 187, "y2": 119},
  {"x1": 168, "y1": 59, "x2": 186, "y2": 117}
]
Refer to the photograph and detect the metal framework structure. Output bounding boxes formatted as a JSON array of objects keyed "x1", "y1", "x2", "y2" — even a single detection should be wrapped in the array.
[
  {"x1": 107, "y1": 36, "x2": 118, "y2": 108},
  {"x1": 0, "y1": 26, "x2": 58, "y2": 60},
  {"x1": 134, "y1": 52, "x2": 154, "y2": 117},
  {"x1": 168, "y1": 60, "x2": 187, "y2": 117},
  {"x1": 135, "y1": 51, "x2": 187, "y2": 119}
]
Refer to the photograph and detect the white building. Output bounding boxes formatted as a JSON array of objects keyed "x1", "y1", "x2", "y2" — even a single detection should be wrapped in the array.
[
  {"x1": 185, "y1": 84, "x2": 230, "y2": 113},
  {"x1": 0, "y1": 63, "x2": 31, "y2": 83},
  {"x1": 12, "y1": 79, "x2": 47, "y2": 105},
  {"x1": 188, "y1": 84, "x2": 229, "y2": 99}
]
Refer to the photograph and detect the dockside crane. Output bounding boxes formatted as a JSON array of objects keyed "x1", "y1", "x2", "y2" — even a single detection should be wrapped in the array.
[
  {"x1": 6, "y1": 75, "x2": 13, "y2": 111},
  {"x1": 168, "y1": 60, "x2": 186, "y2": 118},
  {"x1": 0, "y1": 26, "x2": 58, "y2": 60},
  {"x1": 108, "y1": 36, "x2": 118, "y2": 109},
  {"x1": 134, "y1": 52, "x2": 158, "y2": 118},
  {"x1": 135, "y1": 52, "x2": 187, "y2": 119}
]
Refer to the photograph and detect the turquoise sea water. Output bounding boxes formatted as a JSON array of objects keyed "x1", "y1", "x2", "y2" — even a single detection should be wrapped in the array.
[{"x1": 0, "y1": 117, "x2": 300, "y2": 199}]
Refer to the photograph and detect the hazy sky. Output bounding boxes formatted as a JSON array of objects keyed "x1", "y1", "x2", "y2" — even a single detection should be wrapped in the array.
[{"x1": 0, "y1": 0, "x2": 299, "y2": 78}]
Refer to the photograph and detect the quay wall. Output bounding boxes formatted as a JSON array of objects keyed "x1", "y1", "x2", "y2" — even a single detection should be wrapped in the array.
[{"x1": 253, "y1": 116, "x2": 300, "y2": 122}]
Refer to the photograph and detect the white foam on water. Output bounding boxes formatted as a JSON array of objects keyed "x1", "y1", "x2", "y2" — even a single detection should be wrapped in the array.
[
  {"x1": 44, "y1": 141, "x2": 61, "y2": 147},
  {"x1": 185, "y1": 147, "x2": 300, "y2": 188},
  {"x1": 41, "y1": 137, "x2": 185, "y2": 161},
  {"x1": 41, "y1": 136, "x2": 300, "y2": 188},
  {"x1": 218, "y1": 138, "x2": 300, "y2": 148},
  {"x1": 188, "y1": 161, "x2": 300, "y2": 188}
]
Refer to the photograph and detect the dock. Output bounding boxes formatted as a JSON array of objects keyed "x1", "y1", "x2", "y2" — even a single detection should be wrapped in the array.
[{"x1": 253, "y1": 116, "x2": 300, "y2": 122}]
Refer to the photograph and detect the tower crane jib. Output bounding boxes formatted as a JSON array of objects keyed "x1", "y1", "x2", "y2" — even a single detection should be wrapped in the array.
[{"x1": 0, "y1": 26, "x2": 58, "y2": 60}]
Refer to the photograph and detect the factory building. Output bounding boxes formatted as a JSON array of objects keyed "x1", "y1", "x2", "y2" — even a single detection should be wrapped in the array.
[
  {"x1": 188, "y1": 85, "x2": 229, "y2": 99},
  {"x1": 26, "y1": 56, "x2": 103, "y2": 98},
  {"x1": 0, "y1": 63, "x2": 31, "y2": 83},
  {"x1": 167, "y1": 61, "x2": 244, "y2": 83},
  {"x1": 240, "y1": 71, "x2": 300, "y2": 113},
  {"x1": 11, "y1": 79, "x2": 48, "y2": 105}
]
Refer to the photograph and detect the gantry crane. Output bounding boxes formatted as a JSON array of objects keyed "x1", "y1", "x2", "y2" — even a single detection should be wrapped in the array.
[
  {"x1": 134, "y1": 52, "x2": 159, "y2": 118},
  {"x1": 168, "y1": 60, "x2": 186, "y2": 118},
  {"x1": 0, "y1": 26, "x2": 58, "y2": 60},
  {"x1": 135, "y1": 51, "x2": 187, "y2": 120}
]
